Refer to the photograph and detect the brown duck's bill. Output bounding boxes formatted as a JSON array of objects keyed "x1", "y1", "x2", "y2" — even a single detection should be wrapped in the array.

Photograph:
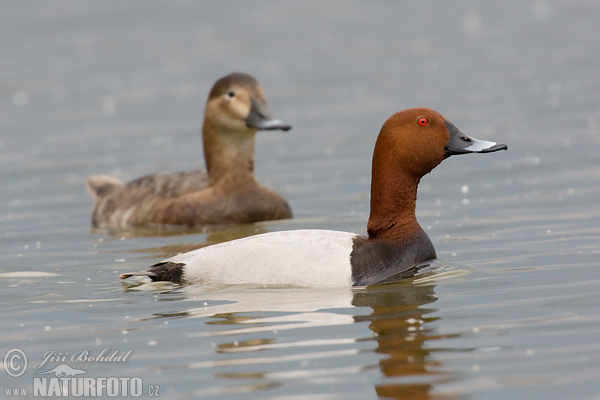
[
  {"x1": 246, "y1": 99, "x2": 292, "y2": 131},
  {"x1": 444, "y1": 120, "x2": 508, "y2": 155}
]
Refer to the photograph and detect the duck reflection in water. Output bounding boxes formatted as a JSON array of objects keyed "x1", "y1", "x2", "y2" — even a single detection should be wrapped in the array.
[
  {"x1": 354, "y1": 283, "x2": 460, "y2": 399},
  {"x1": 122, "y1": 223, "x2": 271, "y2": 260},
  {"x1": 135, "y1": 278, "x2": 461, "y2": 399}
]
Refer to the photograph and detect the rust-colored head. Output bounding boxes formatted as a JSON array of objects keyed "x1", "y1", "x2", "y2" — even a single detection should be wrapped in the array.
[
  {"x1": 373, "y1": 108, "x2": 450, "y2": 180},
  {"x1": 373, "y1": 107, "x2": 507, "y2": 180},
  {"x1": 367, "y1": 107, "x2": 507, "y2": 240}
]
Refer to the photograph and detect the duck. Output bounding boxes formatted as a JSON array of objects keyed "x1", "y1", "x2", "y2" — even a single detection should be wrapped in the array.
[
  {"x1": 87, "y1": 73, "x2": 292, "y2": 229},
  {"x1": 121, "y1": 107, "x2": 507, "y2": 287}
]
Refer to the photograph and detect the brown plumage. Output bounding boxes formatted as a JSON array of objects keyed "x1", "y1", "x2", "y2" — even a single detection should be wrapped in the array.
[{"x1": 87, "y1": 73, "x2": 292, "y2": 229}]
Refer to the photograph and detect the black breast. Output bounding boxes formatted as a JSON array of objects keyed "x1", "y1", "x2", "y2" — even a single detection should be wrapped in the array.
[{"x1": 350, "y1": 229, "x2": 436, "y2": 286}]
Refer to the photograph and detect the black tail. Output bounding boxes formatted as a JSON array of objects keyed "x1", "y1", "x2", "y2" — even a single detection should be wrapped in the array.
[{"x1": 120, "y1": 262, "x2": 185, "y2": 284}]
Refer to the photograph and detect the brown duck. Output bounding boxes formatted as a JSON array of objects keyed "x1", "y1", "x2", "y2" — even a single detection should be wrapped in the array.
[{"x1": 87, "y1": 73, "x2": 292, "y2": 229}]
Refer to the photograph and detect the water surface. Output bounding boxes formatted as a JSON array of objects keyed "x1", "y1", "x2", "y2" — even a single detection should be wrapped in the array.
[{"x1": 1, "y1": 1, "x2": 600, "y2": 399}]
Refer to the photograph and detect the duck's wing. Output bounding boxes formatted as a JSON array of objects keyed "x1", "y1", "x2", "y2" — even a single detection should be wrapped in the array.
[
  {"x1": 125, "y1": 170, "x2": 208, "y2": 198},
  {"x1": 87, "y1": 170, "x2": 209, "y2": 228}
]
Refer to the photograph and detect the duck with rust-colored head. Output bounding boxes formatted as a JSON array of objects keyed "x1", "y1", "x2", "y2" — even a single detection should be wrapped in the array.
[
  {"x1": 121, "y1": 108, "x2": 507, "y2": 287},
  {"x1": 87, "y1": 73, "x2": 292, "y2": 229}
]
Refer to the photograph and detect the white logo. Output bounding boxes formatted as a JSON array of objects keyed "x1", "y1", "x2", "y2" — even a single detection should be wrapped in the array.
[
  {"x1": 3, "y1": 348, "x2": 160, "y2": 397},
  {"x1": 3, "y1": 348, "x2": 27, "y2": 378},
  {"x1": 36, "y1": 364, "x2": 86, "y2": 378}
]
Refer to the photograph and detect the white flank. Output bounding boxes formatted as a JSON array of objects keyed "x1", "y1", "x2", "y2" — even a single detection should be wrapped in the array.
[{"x1": 168, "y1": 230, "x2": 357, "y2": 287}]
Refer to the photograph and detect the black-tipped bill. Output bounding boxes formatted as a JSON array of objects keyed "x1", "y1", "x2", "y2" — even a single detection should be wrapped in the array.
[
  {"x1": 444, "y1": 120, "x2": 508, "y2": 155},
  {"x1": 246, "y1": 99, "x2": 292, "y2": 131}
]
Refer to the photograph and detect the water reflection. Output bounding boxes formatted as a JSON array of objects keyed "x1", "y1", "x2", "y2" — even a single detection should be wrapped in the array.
[
  {"x1": 110, "y1": 223, "x2": 271, "y2": 258},
  {"x1": 354, "y1": 284, "x2": 459, "y2": 399},
  {"x1": 92, "y1": 220, "x2": 270, "y2": 238},
  {"x1": 138, "y1": 282, "x2": 461, "y2": 398},
  {"x1": 153, "y1": 286, "x2": 356, "y2": 333}
]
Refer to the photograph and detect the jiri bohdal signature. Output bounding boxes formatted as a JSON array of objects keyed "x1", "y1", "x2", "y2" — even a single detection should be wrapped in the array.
[{"x1": 34, "y1": 348, "x2": 132, "y2": 370}]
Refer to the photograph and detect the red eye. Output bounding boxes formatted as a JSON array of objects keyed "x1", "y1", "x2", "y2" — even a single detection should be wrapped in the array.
[{"x1": 417, "y1": 117, "x2": 428, "y2": 126}]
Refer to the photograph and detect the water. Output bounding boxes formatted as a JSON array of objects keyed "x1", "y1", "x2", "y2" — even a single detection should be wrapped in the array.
[{"x1": 2, "y1": 1, "x2": 600, "y2": 399}]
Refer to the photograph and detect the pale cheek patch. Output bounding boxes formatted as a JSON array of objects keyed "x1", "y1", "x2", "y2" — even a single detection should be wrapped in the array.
[
  {"x1": 229, "y1": 99, "x2": 250, "y2": 119},
  {"x1": 465, "y1": 139, "x2": 497, "y2": 152}
]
